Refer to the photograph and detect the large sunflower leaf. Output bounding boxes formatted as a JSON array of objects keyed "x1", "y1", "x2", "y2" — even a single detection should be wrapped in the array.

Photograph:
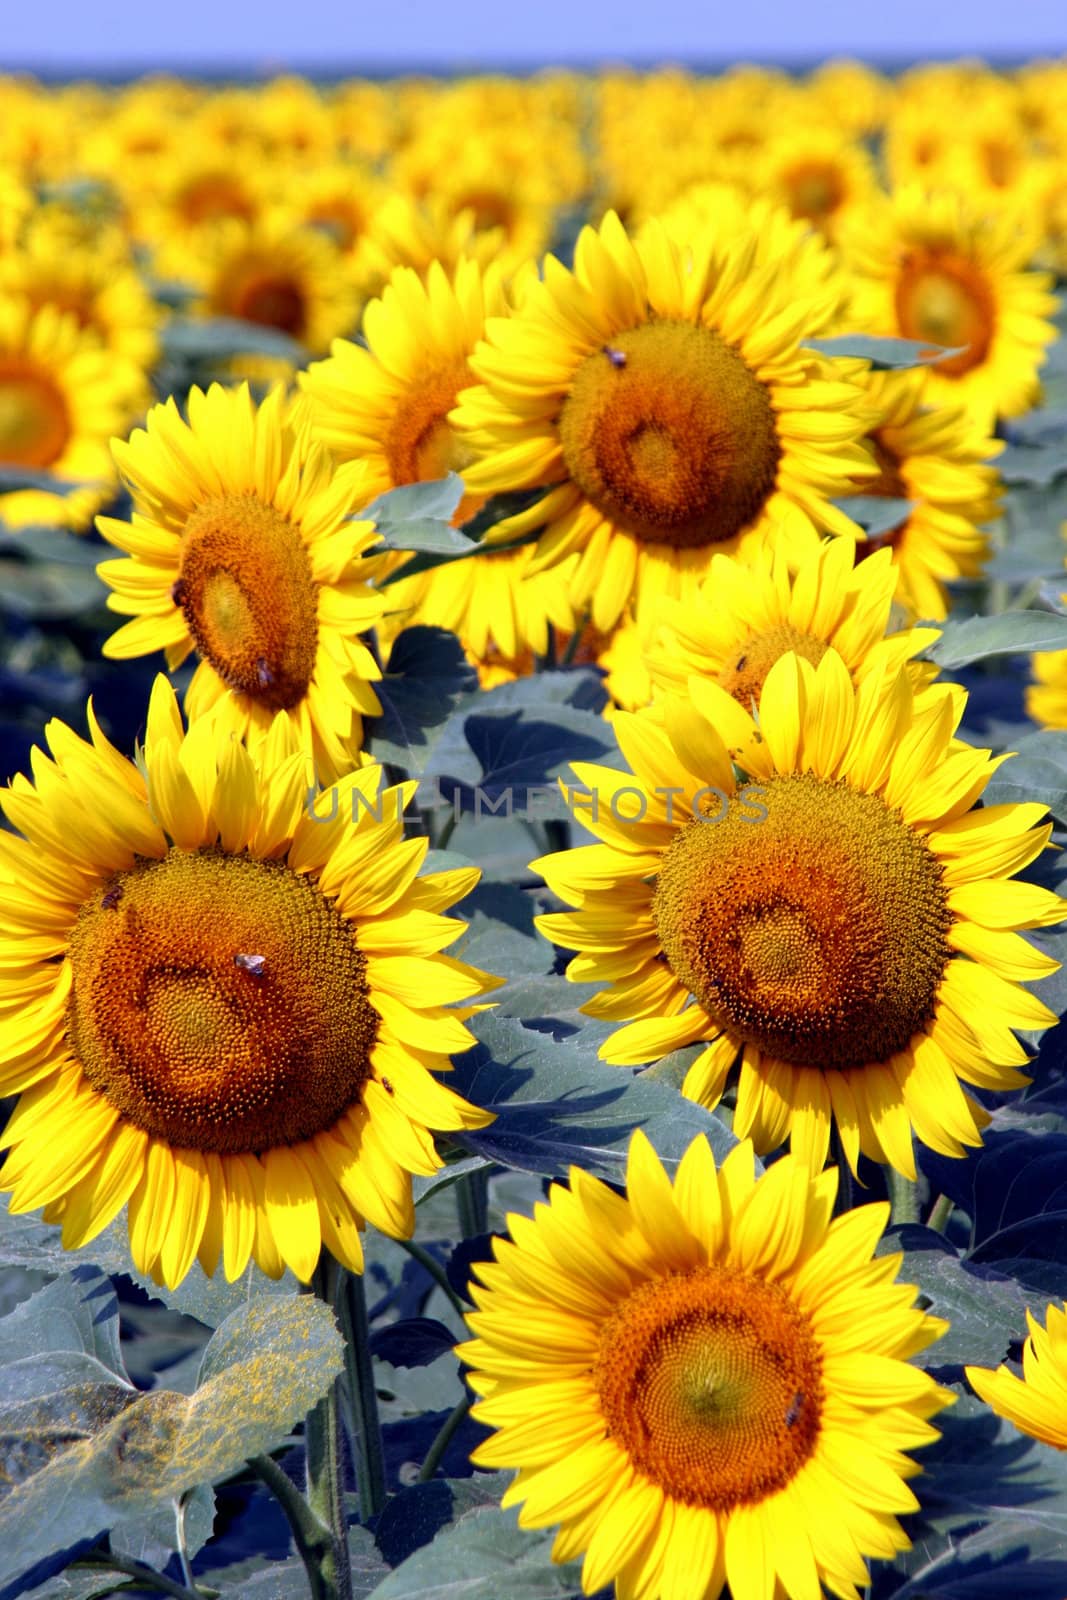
[
  {"x1": 885, "y1": 1398, "x2": 1067, "y2": 1598},
  {"x1": 448, "y1": 1012, "x2": 737, "y2": 1179},
  {"x1": 876, "y1": 1226, "x2": 1030, "y2": 1367},
  {"x1": 421, "y1": 669, "x2": 621, "y2": 819},
  {"x1": 805, "y1": 334, "x2": 964, "y2": 368},
  {"x1": 0, "y1": 1200, "x2": 297, "y2": 1329},
  {"x1": 363, "y1": 625, "x2": 478, "y2": 774},
  {"x1": 981, "y1": 731, "x2": 1067, "y2": 820},
  {"x1": 160, "y1": 317, "x2": 306, "y2": 363},
  {"x1": 925, "y1": 612, "x2": 1067, "y2": 668},
  {"x1": 0, "y1": 1296, "x2": 342, "y2": 1588},
  {"x1": 366, "y1": 1500, "x2": 589, "y2": 1600},
  {"x1": 831, "y1": 494, "x2": 916, "y2": 538}
]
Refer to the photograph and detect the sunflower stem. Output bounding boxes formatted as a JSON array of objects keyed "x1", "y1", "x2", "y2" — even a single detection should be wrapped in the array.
[
  {"x1": 417, "y1": 1392, "x2": 473, "y2": 1483},
  {"x1": 77, "y1": 1553, "x2": 218, "y2": 1600},
  {"x1": 250, "y1": 1452, "x2": 336, "y2": 1598},
  {"x1": 927, "y1": 1192, "x2": 955, "y2": 1234},
  {"x1": 456, "y1": 1166, "x2": 489, "y2": 1239},
  {"x1": 395, "y1": 1234, "x2": 470, "y2": 1315},
  {"x1": 337, "y1": 1265, "x2": 388, "y2": 1523},
  {"x1": 305, "y1": 1258, "x2": 354, "y2": 1600},
  {"x1": 829, "y1": 1128, "x2": 856, "y2": 1217},
  {"x1": 887, "y1": 1168, "x2": 922, "y2": 1227},
  {"x1": 558, "y1": 616, "x2": 588, "y2": 668}
]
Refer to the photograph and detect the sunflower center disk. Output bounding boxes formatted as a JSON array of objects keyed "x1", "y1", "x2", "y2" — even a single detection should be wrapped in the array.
[
  {"x1": 717, "y1": 624, "x2": 829, "y2": 707},
  {"x1": 232, "y1": 273, "x2": 307, "y2": 336},
  {"x1": 385, "y1": 361, "x2": 481, "y2": 523},
  {"x1": 177, "y1": 493, "x2": 319, "y2": 710},
  {"x1": 594, "y1": 1265, "x2": 823, "y2": 1510},
  {"x1": 67, "y1": 847, "x2": 378, "y2": 1153},
  {"x1": 783, "y1": 162, "x2": 844, "y2": 223},
  {"x1": 895, "y1": 253, "x2": 996, "y2": 376},
  {"x1": 653, "y1": 772, "x2": 953, "y2": 1070},
  {"x1": 558, "y1": 320, "x2": 781, "y2": 549},
  {"x1": 0, "y1": 362, "x2": 71, "y2": 468}
]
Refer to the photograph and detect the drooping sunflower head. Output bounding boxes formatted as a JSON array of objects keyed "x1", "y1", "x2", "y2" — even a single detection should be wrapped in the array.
[
  {"x1": 96, "y1": 382, "x2": 387, "y2": 782},
  {"x1": 536, "y1": 651, "x2": 1064, "y2": 1178},
  {"x1": 460, "y1": 1129, "x2": 952, "y2": 1600},
  {"x1": 838, "y1": 185, "x2": 1059, "y2": 428},
  {"x1": 0, "y1": 294, "x2": 136, "y2": 531},
  {"x1": 847, "y1": 365, "x2": 1002, "y2": 621},
  {"x1": 453, "y1": 210, "x2": 873, "y2": 631},
  {"x1": 646, "y1": 535, "x2": 941, "y2": 706},
  {"x1": 0, "y1": 677, "x2": 499, "y2": 1288}
]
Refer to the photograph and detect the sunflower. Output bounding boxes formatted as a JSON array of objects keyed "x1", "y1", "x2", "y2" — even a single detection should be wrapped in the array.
[
  {"x1": 0, "y1": 215, "x2": 159, "y2": 391},
  {"x1": 651, "y1": 184, "x2": 847, "y2": 326},
  {"x1": 751, "y1": 126, "x2": 879, "y2": 241},
  {"x1": 966, "y1": 1302, "x2": 1067, "y2": 1451},
  {"x1": 301, "y1": 258, "x2": 508, "y2": 523},
  {"x1": 1027, "y1": 641, "x2": 1067, "y2": 730},
  {"x1": 459, "y1": 1129, "x2": 952, "y2": 1600},
  {"x1": 843, "y1": 366, "x2": 1002, "y2": 622},
  {"x1": 159, "y1": 216, "x2": 359, "y2": 356},
  {"x1": 0, "y1": 677, "x2": 499, "y2": 1288},
  {"x1": 96, "y1": 383, "x2": 385, "y2": 782},
  {"x1": 645, "y1": 537, "x2": 940, "y2": 705},
  {"x1": 838, "y1": 186, "x2": 1059, "y2": 429},
  {"x1": 452, "y1": 211, "x2": 872, "y2": 632},
  {"x1": 535, "y1": 651, "x2": 1064, "y2": 1177},
  {"x1": 353, "y1": 191, "x2": 517, "y2": 305},
  {"x1": 0, "y1": 295, "x2": 136, "y2": 531},
  {"x1": 301, "y1": 257, "x2": 575, "y2": 665}
]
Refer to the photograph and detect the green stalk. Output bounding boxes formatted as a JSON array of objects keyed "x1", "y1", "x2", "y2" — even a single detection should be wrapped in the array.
[
  {"x1": 927, "y1": 1192, "x2": 955, "y2": 1234},
  {"x1": 250, "y1": 1453, "x2": 336, "y2": 1600},
  {"x1": 337, "y1": 1265, "x2": 388, "y2": 1523},
  {"x1": 305, "y1": 1258, "x2": 354, "y2": 1600},
  {"x1": 395, "y1": 1234, "x2": 470, "y2": 1315},
  {"x1": 829, "y1": 1127, "x2": 856, "y2": 1217},
  {"x1": 886, "y1": 1168, "x2": 921, "y2": 1226},
  {"x1": 455, "y1": 1167, "x2": 489, "y2": 1239},
  {"x1": 417, "y1": 1393, "x2": 473, "y2": 1484}
]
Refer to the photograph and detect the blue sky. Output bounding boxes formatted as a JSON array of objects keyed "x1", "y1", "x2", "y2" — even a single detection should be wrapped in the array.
[{"x1": 4, "y1": 0, "x2": 1066, "y2": 72}]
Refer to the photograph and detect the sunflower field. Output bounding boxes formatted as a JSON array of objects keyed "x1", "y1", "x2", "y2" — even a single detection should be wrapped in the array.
[{"x1": 3, "y1": 55, "x2": 1067, "y2": 1600}]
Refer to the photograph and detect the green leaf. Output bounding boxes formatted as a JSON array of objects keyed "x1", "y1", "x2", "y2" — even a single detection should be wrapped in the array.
[
  {"x1": 161, "y1": 317, "x2": 306, "y2": 363},
  {"x1": 109, "y1": 1483, "x2": 216, "y2": 1570},
  {"x1": 0, "y1": 527, "x2": 108, "y2": 566},
  {"x1": 0, "y1": 1297, "x2": 342, "y2": 1588},
  {"x1": 0, "y1": 560, "x2": 107, "y2": 620},
  {"x1": 366, "y1": 1502, "x2": 584, "y2": 1599},
  {"x1": 982, "y1": 730, "x2": 1067, "y2": 820},
  {"x1": 448, "y1": 1012, "x2": 738, "y2": 1180},
  {"x1": 0, "y1": 467, "x2": 105, "y2": 496},
  {"x1": 832, "y1": 494, "x2": 915, "y2": 538},
  {"x1": 876, "y1": 1225, "x2": 1030, "y2": 1366},
  {"x1": 0, "y1": 1200, "x2": 297, "y2": 1329},
  {"x1": 892, "y1": 1397, "x2": 1067, "y2": 1595},
  {"x1": 363, "y1": 626, "x2": 478, "y2": 775},
  {"x1": 995, "y1": 443, "x2": 1067, "y2": 489},
  {"x1": 362, "y1": 475, "x2": 466, "y2": 544},
  {"x1": 0, "y1": 1269, "x2": 127, "y2": 1379},
  {"x1": 805, "y1": 334, "x2": 964, "y2": 368},
  {"x1": 454, "y1": 881, "x2": 551, "y2": 982},
  {"x1": 925, "y1": 611, "x2": 1067, "y2": 667},
  {"x1": 421, "y1": 669, "x2": 621, "y2": 819}
]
